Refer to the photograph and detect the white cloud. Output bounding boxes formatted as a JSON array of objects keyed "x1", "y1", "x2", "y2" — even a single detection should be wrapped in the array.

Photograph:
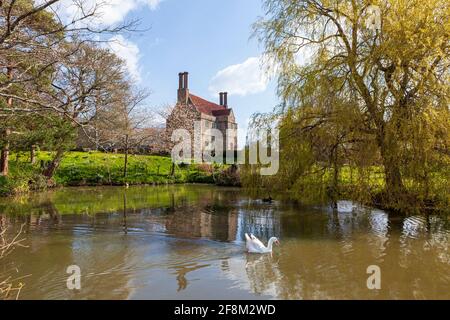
[
  {"x1": 42, "y1": 0, "x2": 164, "y2": 26},
  {"x1": 35, "y1": 1, "x2": 165, "y2": 82},
  {"x1": 142, "y1": 0, "x2": 164, "y2": 11},
  {"x1": 208, "y1": 57, "x2": 270, "y2": 97},
  {"x1": 97, "y1": 0, "x2": 164, "y2": 25},
  {"x1": 108, "y1": 35, "x2": 141, "y2": 82}
]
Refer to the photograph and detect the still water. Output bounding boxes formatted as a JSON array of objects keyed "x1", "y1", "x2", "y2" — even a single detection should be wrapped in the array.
[{"x1": 0, "y1": 185, "x2": 449, "y2": 300}]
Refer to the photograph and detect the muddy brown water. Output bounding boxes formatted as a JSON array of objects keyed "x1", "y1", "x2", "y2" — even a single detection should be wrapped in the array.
[{"x1": 0, "y1": 185, "x2": 448, "y2": 299}]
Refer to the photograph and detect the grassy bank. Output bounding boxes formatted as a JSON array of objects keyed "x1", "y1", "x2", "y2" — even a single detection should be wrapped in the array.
[{"x1": 0, "y1": 151, "x2": 228, "y2": 196}]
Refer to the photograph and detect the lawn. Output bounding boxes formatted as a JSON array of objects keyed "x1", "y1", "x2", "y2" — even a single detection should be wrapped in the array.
[{"x1": 0, "y1": 151, "x2": 218, "y2": 195}]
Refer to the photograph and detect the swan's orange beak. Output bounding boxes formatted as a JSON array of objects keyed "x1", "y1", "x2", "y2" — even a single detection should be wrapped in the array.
[{"x1": 275, "y1": 239, "x2": 280, "y2": 246}]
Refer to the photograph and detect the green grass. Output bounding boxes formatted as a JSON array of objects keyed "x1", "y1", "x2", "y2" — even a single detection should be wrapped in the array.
[{"x1": 0, "y1": 151, "x2": 218, "y2": 195}]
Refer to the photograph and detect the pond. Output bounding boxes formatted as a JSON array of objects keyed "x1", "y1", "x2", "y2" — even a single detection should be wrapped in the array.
[{"x1": 0, "y1": 185, "x2": 449, "y2": 300}]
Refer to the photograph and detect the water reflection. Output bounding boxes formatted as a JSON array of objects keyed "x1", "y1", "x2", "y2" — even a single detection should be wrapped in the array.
[{"x1": 0, "y1": 186, "x2": 449, "y2": 299}]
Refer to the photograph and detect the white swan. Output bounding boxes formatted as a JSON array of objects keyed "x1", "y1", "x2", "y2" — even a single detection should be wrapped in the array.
[{"x1": 245, "y1": 233, "x2": 280, "y2": 254}]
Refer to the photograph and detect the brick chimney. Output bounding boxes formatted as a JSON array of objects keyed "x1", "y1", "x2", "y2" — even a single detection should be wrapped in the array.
[
  {"x1": 219, "y1": 92, "x2": 228, "y2": 107},
  {"x1": 177, "y1": 72, "x2": 189, "y2": 104},
  {"x1": 223, "y1": 92, "x2": 228, "y2": 107}
]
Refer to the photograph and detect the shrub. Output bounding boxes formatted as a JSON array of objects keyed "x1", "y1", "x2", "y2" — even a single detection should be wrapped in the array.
[
  {"x1": 216, "y1": 165, "x2": 241, "y2": 186},
  {"x1": 186, "y1": 171, "x2": 215, "y2": 184}
]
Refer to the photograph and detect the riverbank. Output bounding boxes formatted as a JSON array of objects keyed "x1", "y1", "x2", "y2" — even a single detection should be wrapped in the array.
[
  {"x1": 1, "y1": 151, "x2": 446, "y2": 213},
  {"x1": 0, "y1": 151, "x2": 238, "y2": 196},
  {"x1": 242, "y1": 164, "x2": 449, "y2": 214}
]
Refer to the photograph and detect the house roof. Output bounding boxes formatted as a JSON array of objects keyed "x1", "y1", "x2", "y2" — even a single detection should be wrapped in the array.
[{"x1": 189, "y1": 93, "x2": 231, "y2": 116}]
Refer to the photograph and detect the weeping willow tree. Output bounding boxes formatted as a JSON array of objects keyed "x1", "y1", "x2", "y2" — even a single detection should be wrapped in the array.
[{"x1": 244, "y1": 0, "x2": 450, "y2": 211}]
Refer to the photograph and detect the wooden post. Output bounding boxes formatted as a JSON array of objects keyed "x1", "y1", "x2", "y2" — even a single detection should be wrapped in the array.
[{"x1": 123, "y1": 134, "x2": 129, "y2": 179}]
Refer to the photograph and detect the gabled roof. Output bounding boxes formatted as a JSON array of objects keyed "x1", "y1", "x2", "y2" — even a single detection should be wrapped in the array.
[{"x1": 189, "y1": 94, "x2": 230, "y2": 116}]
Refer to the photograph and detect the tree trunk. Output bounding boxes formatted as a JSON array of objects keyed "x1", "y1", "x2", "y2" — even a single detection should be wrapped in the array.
[
  {"x1": 379, "y1": 131, "x2": 406, "y2": 205},
  {"x1": 123, "y1": 134, "x2": 129, "y2": 179},
  {"x1": 384, "y1": 158, "x2": 405, "y2": 193},
  {"x1": 1, "y1": 67, "x2": 13, "y2": 176},
  {"x1": 30, "y1": 145, "x2": 37, "y2": 164},
  {"x1": 43, "y1": 148, "x2": 65, "y2": 178},
  {"x1": 0, "y1": 128, "x2": 10, "y2": 176}
]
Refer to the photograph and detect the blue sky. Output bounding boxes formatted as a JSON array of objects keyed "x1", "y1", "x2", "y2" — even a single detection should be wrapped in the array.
[{"x1": 102, "y1": 0, "x2": 280, "y2": 140}]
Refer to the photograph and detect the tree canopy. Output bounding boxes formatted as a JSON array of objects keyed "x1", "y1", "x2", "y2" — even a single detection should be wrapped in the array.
[{"x1": 247, "y1": 0, "x2": 449, "y2": 211}]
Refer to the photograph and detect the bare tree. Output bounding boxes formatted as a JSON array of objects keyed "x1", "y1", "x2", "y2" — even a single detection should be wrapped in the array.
[
  {"x1": 110, "y1": 87, "x2": 153, "y2": 180},
  {"x1": 0, "y1": 0, "x2": 141, "y2": 176},
  {"x1": 41, "y1": 41, "x2": 129, "y2": 178}
]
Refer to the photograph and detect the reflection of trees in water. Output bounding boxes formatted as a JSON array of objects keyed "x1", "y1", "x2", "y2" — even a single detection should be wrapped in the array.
[
  {"x1": 378, "y1": 214, "x2": 450, "y2": 299},
  {"x1": 123, "y1": 193, "x2": 128, "y2": 234},
  {"x1": 164, "y1": 205, "x2": 238, "y2": 242},
  {"x1": 67, "y1": 240, "x2": 135, "y2": 299},
  {"x1": 170, "y1": 262, "x2": 210, "y2": 292},
  {"x1": 1, "y1": 187, "x2": 449, "y2": 299},
  {"x1": 161, "y1": 187, "x2": 240, "y2": 242},
  {"x1": 0, "y1": 201, "x2": 62, "y2": 236},
  {"x1": 326, "y1": 205, "x2": 385, "y2": 239},
  {"x1": 236, "y1": 203, "x2": 281, "y2": 243},
  {"x1": 224, "y1": 209, "x2": 450, "y2": 299},
  {"x1": 229, "y1": 242, "x2": 368, "y2": 299},
  {"x1": 426, "y1": 216, "x2": 449, "y2": 265},
  {"x1": 0, "y1": 195, "x2": 139, "y2": 299},
  {"x1": 244, "y1": 253, "x2": 281, "y2": 296},
  {"x1": 0, "y1": 217, "x2": 135, "y2": 299}
]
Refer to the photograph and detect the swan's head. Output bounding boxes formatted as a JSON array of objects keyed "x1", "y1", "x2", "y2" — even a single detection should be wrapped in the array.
[{"x1": 270, "y1": 237, "x2": 280, "y2": 246}]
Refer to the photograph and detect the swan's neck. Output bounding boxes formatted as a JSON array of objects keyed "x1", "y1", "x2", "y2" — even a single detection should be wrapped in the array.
[{"x1": 267, "y1": 238, "x2": 276, "y2": 251}]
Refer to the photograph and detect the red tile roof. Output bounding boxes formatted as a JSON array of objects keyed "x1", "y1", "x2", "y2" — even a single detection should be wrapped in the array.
[{"x1": 189, "y1": 94, "x2": 228, "y2": 116}]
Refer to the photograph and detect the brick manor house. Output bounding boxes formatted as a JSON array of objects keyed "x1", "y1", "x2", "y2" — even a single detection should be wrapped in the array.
[{"x1": 166, "y1": 72, "x2": 238, "y2": 155}]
